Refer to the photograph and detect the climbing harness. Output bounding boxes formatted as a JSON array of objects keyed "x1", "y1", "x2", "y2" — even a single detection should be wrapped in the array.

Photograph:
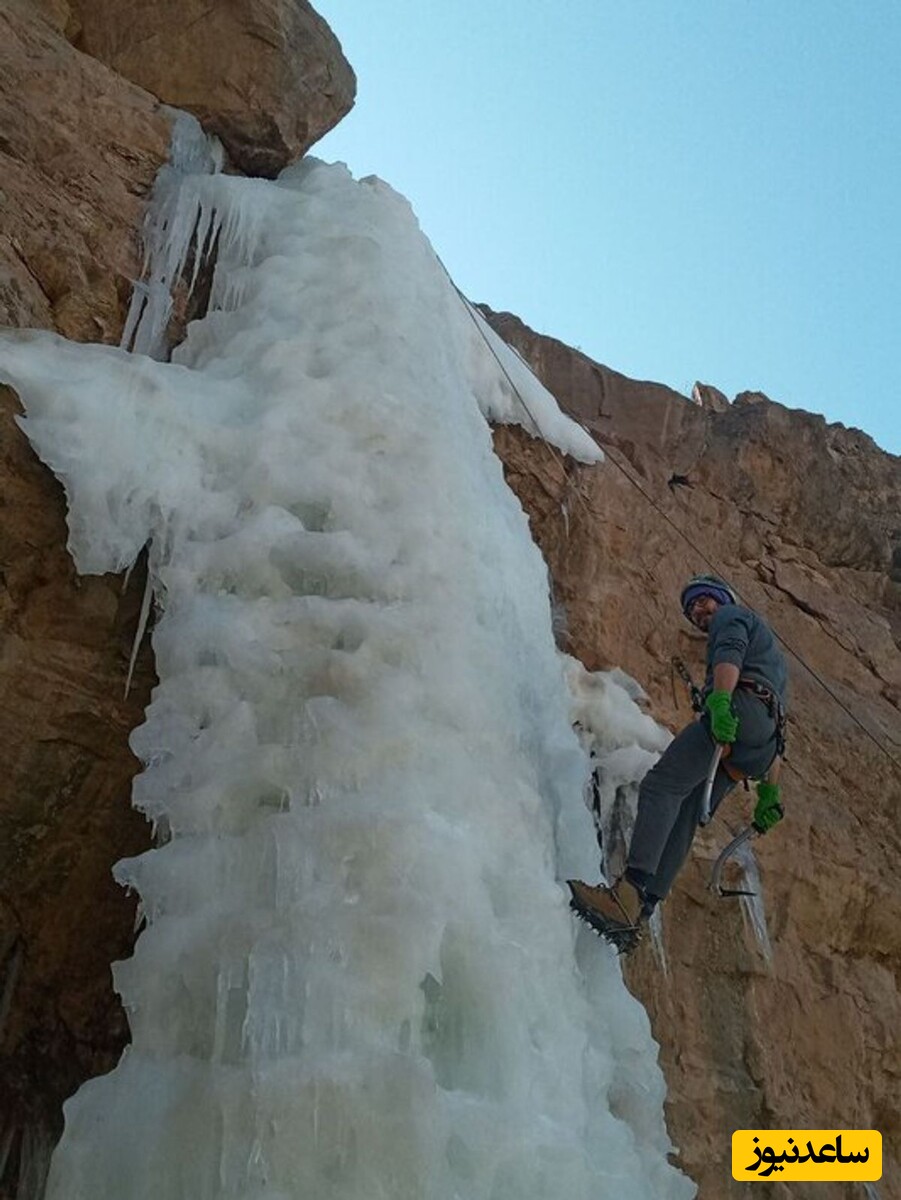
[
  {"x1": 708, "y1": 825, "x2": 759, "y2": 898},
  {"x1": 673, "y1": 656, "x2": 787, "y2": 762},
  {"x1": 736, "y1": 677, "x2": 788, "y2": 757}
]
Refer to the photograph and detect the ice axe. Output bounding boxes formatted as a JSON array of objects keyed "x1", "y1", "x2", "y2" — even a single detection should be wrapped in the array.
[
  {"x1": 698, "y1": 742, "x2": 724, "y2": 826},
  {"x1": 708, "y1": 824, "x2": 759, "y2": 898},
  {"x1": 699, "y1": 743, "x2": 759, "y2": 897}
]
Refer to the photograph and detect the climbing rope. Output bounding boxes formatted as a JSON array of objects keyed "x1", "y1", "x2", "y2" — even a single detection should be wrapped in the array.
[
  {"x1": 443, "y1": 265, "x2": 598, "y2": 534},
  {"x1": 599, "y1": 442, "x2": 901, "y2": 775},
  {"x1": 449, "y1": 273, "x2": 901, "y2": 776}
]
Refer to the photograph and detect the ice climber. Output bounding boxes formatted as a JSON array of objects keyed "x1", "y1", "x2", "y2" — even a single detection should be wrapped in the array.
[{"x1": 568, "y1": 574, "x2": 788, "y2": 950}]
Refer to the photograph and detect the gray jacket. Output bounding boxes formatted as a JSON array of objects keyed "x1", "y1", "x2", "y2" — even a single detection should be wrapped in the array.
[{"x1": 704, "y1": 603, "x2": 788, "y2": 707}]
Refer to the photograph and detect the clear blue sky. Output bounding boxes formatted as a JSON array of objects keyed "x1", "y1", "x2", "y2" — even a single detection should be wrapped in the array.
[{"x1": 313, "y1": 1, "x2": 899, "y2": 455}]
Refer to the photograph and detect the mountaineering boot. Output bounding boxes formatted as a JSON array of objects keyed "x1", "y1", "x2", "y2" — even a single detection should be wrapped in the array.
[{"x1": 567, "y1": 876, "x2": 646, "y2": 953}]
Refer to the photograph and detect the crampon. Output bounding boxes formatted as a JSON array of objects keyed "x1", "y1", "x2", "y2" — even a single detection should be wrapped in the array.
[{"x1": 568, "y1": 893, "x2": 644, "y2": 955}]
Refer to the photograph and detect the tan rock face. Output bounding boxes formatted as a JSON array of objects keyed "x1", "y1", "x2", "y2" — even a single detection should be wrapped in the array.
[
  {"x1": 692, "y1": 381, "x2": 729, "y2": 412},
  {"x1": 4, "y1": 1, "x2": 897, "y2": 1191},
  {"x1": 67, "y1": 0, "x2": 357, "y2": 175},
  {"x1": 0, "y1": 0, "x2": 173, "y2": 337},
  {"x1": 0, "y1": 4, "x2": 170, "y2": 1188},
  {"x1": 487, "y1": 308, "x2": 901, "y2": 1200},
  {"x1": 0, "y1": 385, "x2": 158, "y2": 1190}
]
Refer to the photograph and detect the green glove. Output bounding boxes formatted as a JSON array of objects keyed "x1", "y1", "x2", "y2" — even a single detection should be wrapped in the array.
[
  {"x1": 704, "y1": 690, "x2": 739, "y2": 743},
  {"x1": 753, "y1": 781, "x2": 783, "y2": 833}
]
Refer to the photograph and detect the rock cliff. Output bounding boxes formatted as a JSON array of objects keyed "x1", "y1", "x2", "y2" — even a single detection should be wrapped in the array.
[
  {"x1": 485, "y1": 306, "x2": 901, "y2": 1200},
  {"x1": 2, "y1": 0, "x2": 899, "y2": 1193},
  {"x1": 65, "y1": 0, "x2": 356, "y2": 176},
  {"x1": 0, "y1": 2, "x2": 354, "y2": 1193}
]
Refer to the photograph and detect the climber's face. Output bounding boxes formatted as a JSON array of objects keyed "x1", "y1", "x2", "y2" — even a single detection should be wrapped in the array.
[{"x1": 687, "y1": 595, "x2": 718, "y2": 631}]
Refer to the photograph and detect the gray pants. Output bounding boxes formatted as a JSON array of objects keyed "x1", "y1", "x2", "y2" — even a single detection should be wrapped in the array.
[{"x1": 626, "y1": 690, "x2": 778, "y2": 901}]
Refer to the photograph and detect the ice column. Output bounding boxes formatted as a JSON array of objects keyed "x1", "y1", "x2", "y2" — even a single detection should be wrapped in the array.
[{"x1": 0, "y1": 157, "x2": 694, "y2": 1200}]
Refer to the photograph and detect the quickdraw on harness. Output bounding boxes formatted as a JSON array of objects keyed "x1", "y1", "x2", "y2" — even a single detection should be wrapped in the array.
[{"x1": 671, "y1": 656, "x2": 704, "y2": 713}]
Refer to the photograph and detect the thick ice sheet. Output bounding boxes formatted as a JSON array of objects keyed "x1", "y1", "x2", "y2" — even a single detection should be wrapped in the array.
[{"x1": 0, "y1": 159, "x2": 691, "y2": 1200}]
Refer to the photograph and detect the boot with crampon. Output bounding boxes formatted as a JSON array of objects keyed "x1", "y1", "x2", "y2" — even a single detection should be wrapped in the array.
[{"x1": 567, "y1": 876, "x2": 647, "y2": 953}]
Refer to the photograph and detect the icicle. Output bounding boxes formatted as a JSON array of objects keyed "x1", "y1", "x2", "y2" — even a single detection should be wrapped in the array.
[
  {"x1": 204, "y1": 181, "x2": 269, "y2": 314},
  {"x1": 124, "y1": 553, "x2": 154, "y2": 698},
  {"x1": 118, "y1": 286, "x2": 147, "y2": 359},
  {"x1": 121, "y1": 110, "x2": 223, "y2": 360},
  {"x1": 188, "y1": 197, "x2": 218, "y2": 294},
  {"x1": 648, "y1": 909, "x2": 668, "y2": 974},
  {"x1": 734, "y1": 841, "x2": 773, "y2": 965}
]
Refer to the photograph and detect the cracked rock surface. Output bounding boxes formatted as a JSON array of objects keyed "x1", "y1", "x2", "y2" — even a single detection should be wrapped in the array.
[
  {"x1": 0, "y1": 0, "x2": 173, "y2": 337},
  {"x1": 486, "y1": 305, "x2": 901, "y2": 1200},
  {"x1": 1, "y1": 1, "x2": 897, "y2": 1187},
  {"x1": 66, "y1": 0, "x2": 356, "y2": 175},
  {"x1": 0, "y1": 7, "x2": 169, "y2": 1187}
]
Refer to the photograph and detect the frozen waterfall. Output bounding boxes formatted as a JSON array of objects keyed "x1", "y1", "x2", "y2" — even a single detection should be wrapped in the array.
[{"x1": 0, "y1": 149, "x2": 694, "y2": 1200}]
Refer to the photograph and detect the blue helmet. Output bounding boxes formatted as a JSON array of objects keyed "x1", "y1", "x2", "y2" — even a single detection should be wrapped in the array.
[{"x1": 680, "y1": 574, "x2": 737, "y2": 619}]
